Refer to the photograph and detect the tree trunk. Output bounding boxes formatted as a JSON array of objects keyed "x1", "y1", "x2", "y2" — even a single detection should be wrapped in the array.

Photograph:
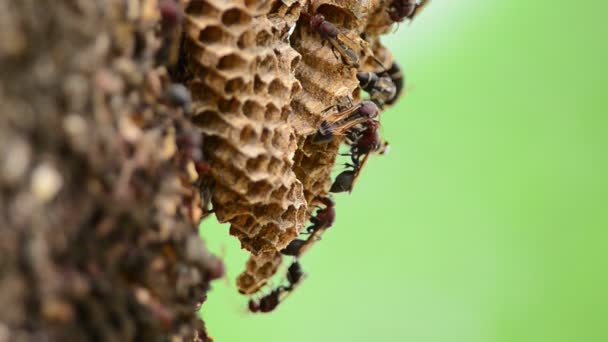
[{"x1": 0, "y1": 1, "x2": 219, "y2": 340}]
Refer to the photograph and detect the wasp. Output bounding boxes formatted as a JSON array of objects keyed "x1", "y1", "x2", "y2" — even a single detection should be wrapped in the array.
[
  {"x1": 331, "y1": 120, "x2": 383, "y2": 193},
  {"x1": 384, "y1": 62, "x2": 404, "y2": 105},
  {"x1": 330, "y1": 153, "x2": 370, "y2": 194},
  {"x1": 281, "y1": 239, "x2": 306, "y2": 257},
  {"x1": 248, "y1": 287, "x2": 284, "y2": 313},
  {"x1": 357, "y1": 61, "x2": 404, "y2": 106},
  {"x1": 281, "y1": 197, "x2": 335, "y2": 257},
  {"x1": 302, "y1": 197, "x2": 336, "y2": 235},
  {"x1": 388, "y1": 0, "x2": 430, "y2": 23},
  {"x1": 348, "y1": 120, "x2": 381, "y2": 164},
  {"x1": 313, "y1": 101, "x2": 380, "y2": 144},
  {"x1": 357, "y1": 71, "x2": 397, "y2": 105},
  {"x1": 248, "y1": 261, "x2": 306, "y2": 313},
  {"x1": 301, "y1": 9, "x2": 361, "y2": 67},
  {"x1": 301, "y1": 5, "x2": 389, "y2": 69}
]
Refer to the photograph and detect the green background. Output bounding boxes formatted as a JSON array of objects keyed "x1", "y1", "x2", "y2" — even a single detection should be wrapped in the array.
[{"x1": 199, "y1": 1, "x2": 608, "y2": 341}]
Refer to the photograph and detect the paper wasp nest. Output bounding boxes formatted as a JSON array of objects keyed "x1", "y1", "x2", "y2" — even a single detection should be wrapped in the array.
[{"x1": 183, "y1": 0, "x2": 397, "y2": 294}]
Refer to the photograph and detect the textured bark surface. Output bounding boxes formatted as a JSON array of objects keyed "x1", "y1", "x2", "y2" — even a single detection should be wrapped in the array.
[{"x1": 0, "y1": 0, "x2": 220, "y2": 340}]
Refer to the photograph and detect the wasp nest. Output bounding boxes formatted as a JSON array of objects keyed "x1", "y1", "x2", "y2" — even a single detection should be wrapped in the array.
[{"x1": 182, "y1": 0, "x2": 414, "y2": 294}]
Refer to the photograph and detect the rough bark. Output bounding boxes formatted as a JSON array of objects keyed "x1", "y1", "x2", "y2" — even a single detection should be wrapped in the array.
[{"x1": 0, "y1": 0, "x2": 220, "y2": 340}]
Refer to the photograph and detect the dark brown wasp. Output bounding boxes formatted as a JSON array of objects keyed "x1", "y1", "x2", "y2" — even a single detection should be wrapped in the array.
[
  {"x1": 248, "y1": 286, "x2": 285, "y2": 313},
  {"x1": 281, "y1": 197, "x2": 335, "y2": 257},
  {"x1": 388, "y1": 0, "x2": 430, "y2": 23},
  {"x1": 357, "y1": 61, "x2": 404, "y2": 106},
  {"x1": 330, "y1": 120, "x2": 381, "y2": 193},
  {"x1": 347, "y1": 120, "x2": 381, "y2": 164},
  {"x1": 248, "y1": 261, "x2": 305, "y2": 313},
  {"x1": 384, "y1": 62, "x2": 404, "y2": 105},
  {"x1": 300, "y1": 4, "x2": 389, "y2": 70},
  {"x1": 330, "y1": 153, "x2": 371, "y2": 193},
  {"x1": 303, "y1": 197, "x2": 335, "y2": 234},
  {"x1": 330, "y1": 168, "x2": 357, "y2": 193},
  {"x1": 300, "y1": 9, "x2": 361, "y2": 67},
  {"x1": 357, "y1": 71, "x2": 397, "y2": 105},
  {"x1": 313, "y1": 100, "x2": 380, "y2": 144},
  {"x1": 281, "y1": 238, "x2": 306, "y2": 257},
  {"x1": 285, "y1": 261, "x2": 305, "y2": 291},
  {"x1": 331, "y1": 147, "x2": 372, "y2": 193}
]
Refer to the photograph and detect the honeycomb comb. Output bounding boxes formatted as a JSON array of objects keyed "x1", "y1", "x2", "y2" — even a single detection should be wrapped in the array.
[{"x1": 183, "y1": 0, "x2": 402, "y2": 294}]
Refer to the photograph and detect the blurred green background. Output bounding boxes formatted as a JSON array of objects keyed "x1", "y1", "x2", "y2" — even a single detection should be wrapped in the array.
[{"x1": 199, "y1": 1, "x2": 608, "y2": 341}]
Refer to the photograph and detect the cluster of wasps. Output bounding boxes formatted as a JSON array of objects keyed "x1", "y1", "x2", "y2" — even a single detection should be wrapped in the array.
[{"x1": 247, "y1": 0, "x2": 429, "y2": 313}]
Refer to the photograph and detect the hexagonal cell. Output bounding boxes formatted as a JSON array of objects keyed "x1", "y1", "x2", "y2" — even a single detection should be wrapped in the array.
[
  {"x1": 244, "y1": 0, "x2": 271, "y2": 12},
  {"x1": 268, "y1": 79, "x2": 288, "y2": 98},
  {"x1": 232, "y1": 214, "x2": 249, "y2": 227},
  {"x1": 214, "y1": 96, "x2": 238, "y2": 112},
  {"x1": 222, "y1": 7, "x2": 252, "y2": 26},
  {"x1": 186, "y1": 1, "x2": 220, "y2": 17},
  {"x1": 217, "y1": 53, "x2": 248, "y2": 71},
  {"x1": 198, "y1": 26, "x2": 228, "y2": 44},
  {"x1": 246, "y1": 155, "x2": 270, "y2": 172},
  {"x1": 232, "y1": 215, "x2": 260, "y2": 237},
  {"x1": 236, "y1": 273, "x2": 256, "y2": 293},
  {"x1": 224, "y1": 77, "x2": 246, "y2": 94},
  {"x1": 247, "y1": 181, "x2": 274, "y2": 200},
  {"x1": 188, "y1": 81, "x2": 220, "y2": 104},
  {"x1": 268, "y1": 0, "x2": 284, "y2": 15},
  {"x1": 316, "y1": 4, "x2": 358, "y2": 30},
  {"x1": 253, "y1": 203, "x2": 283, "y2": 219},
  {"x1": 290, "y1": 80, "x2": 302, "y2": 98},
  {"x1": 255, "y1": 30, "x2": 273, "y2": 47},
  {"x1": 243, "y1": 0, "x2": 259, "y2": 7},
  {"x1": 256, "y1": 54, "x2": 277, "y2": 73},
  {"x1": 271, "y1": 130, "x2": 283, "y2": 149},
  {"x1": 242, "y1": 99, "x2": 265, "y2": 121},
  {"x1": 239, "y1": 125, "x2": 258, "y2": 145},
  {"x1": 281, "y1": 205, "x2": 298, "y2": 222},
  {"x1": 238, "y1": 30, "x2": 255, "y2": 49},
  {"x1": 271, "y1": 185, "x2": 288, "y2": 201},
  {"x1": 245, "y1": 255, "x2": 259, "y2": 271},
  {"x1": 230, "y1": 214, "x2": 260, "y2": 237},
  {"x1": 267, "y1": 157, "x2": 281, "y2": 174},
  {"x1": 260, "y1": 127, "x2": 272, "y2": 144},
  {"x1": 264, "y1": 103, "x2": 280, "y2": 121},
  {"x1": 192, "y1": 110, "x2": 229, "y2": 131},
  {"x1": 285, "y1": 2, "x2": 302, "y2": 18},
  {"x1": 240, "y1": 238, "x2": 268, "y2": 254},
  {"x1": 253, "y1": 75, "x2": 266, "y2": 94},
  {"x1": 257, "y1": 259, "x2": 279, "y2": 278},
  {"x1": 280, "y1": 106, "x2": 292, "y2": 121}
]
